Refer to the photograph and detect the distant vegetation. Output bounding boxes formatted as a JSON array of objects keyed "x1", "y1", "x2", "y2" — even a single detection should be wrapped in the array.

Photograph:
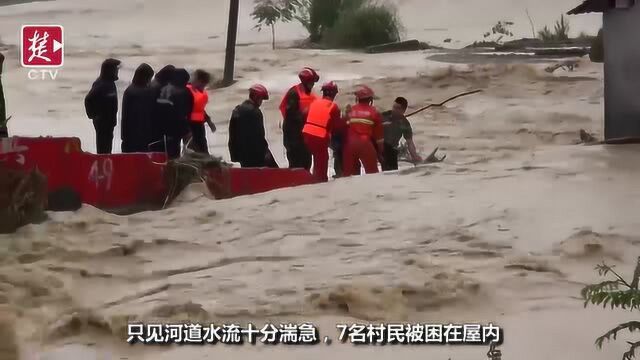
[
  {"x1": 470, "y1": 13, "x2": 599, "y2": 50},
  {"x1": 252, "y1": 0, "x2": 403, "y2": 49},
  {"x1": 482, "y1": 21, "x2": 515, "y2": 45},
  {"x1": 537, "y1": 14, "x2": 570, "y2": 42},
  {"x1": 322, "y1": 1, "x2": 402, "y2": 48},
  {"x1": 582, "y1": 258, "x2": 640, "y2": 360}
]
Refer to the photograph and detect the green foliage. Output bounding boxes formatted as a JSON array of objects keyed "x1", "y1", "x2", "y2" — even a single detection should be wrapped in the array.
[
  {"x1": 251, "y1": 0, "x2": 302, "y2": 49},
  {"x1": 582, "y1": 257, "x2": 640, "y2": 360},
  {"x1": 322, "y1": 1, "x2": 402, "y2": 48},
  {"x1": 537, "y1": 14, "x2": 570, "y2": 42},
  {"x1": 291, "y1": 0, "x2": 402, "y2": 48},
  {"x1": 483, "y1": 21, "x2": 515, "y2": 44},
  {"x1": 292, "y1": 0, "x2": 314, "y2": 40}
]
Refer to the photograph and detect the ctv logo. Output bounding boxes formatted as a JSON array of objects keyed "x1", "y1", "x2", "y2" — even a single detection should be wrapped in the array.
[{"x1": 21, "y1": 25, "x2": 64, "y2": 80}]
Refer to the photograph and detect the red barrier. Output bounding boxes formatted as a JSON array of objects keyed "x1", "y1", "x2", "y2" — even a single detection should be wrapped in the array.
[
  {"x1": 0, "y1": 137, "x2": 82, "y2": 192},
  {"x1": 1, "y1": 137, "x2": 169, "y2": 212},
  {"x1": 68, "y1": 152, "x2": 168, "y2": 211},
  {"x1": 1, "y1": 136, "x2": 318, "y2": 211},
  {"x1": 205, "y1": 167, "x2": 318, "y2": 198}
]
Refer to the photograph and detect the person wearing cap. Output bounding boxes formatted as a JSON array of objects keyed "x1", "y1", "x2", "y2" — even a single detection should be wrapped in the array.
[
  {"x1": 343, "y1": 85, "x2": 384, "y2": 176},
  {"x1": 228, "y1": 84, "x2": 277, "y2": 168},
  {"x1": 84, "y1": 58, "x2": 121, "y2": 154},
  {"x1": 279, "y1": 67, "x2": 319, "y2": 170},
  {"x1": 302, "y1": 81, "x2": 343, "y2": 182}
]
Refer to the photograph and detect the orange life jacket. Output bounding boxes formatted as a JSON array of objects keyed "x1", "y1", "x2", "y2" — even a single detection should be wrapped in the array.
[
  {"x1": 187, "y1": 84, "x2": 209, "y2": 123},
  {"x1": 279, "y1": 84, "x2": 317, "y2": 120},
  {"x1": 303, "y1": 98, "x2": 338, "y2": 139}
]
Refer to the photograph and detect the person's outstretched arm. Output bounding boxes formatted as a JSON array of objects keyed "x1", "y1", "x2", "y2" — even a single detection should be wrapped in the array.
[
  {"x1": 204, "y1": 112, "x2": 216, "y2": 133},
  {"x1": 403, "y1": 118, "x2": 422, "y2": 163}
]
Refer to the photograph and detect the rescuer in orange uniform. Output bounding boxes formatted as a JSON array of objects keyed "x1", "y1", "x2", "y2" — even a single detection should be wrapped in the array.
[
  {"x1": 279, "y1": 67, "x2": 319, "y2": 170},
  {"x1": 302, "y1": 81, "x2": 343, "y2": 182},
  {"x1": 343, "y1": 85, "x2": 384, "y2": 176},
  {"x1": 186, "y1": 69, "x2": 216, "y2": 154}
]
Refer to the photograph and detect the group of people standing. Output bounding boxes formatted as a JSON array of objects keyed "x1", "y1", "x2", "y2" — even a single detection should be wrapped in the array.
[
  {"x1": 84, "y1": 59, "x2": 215, "y2": 157},
  {"x1": 268, "y1": 66, "x2": 423, "y2": 181},
  {"x1": 83, "y1": 59, "x2": 423, "y2": 182}
]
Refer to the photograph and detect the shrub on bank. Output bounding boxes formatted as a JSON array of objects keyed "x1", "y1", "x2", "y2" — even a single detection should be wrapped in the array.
[
  {"x1": 292, "y1": 0, "x2": 403, "y2": 48},
  {"x1": 322, "y1": 1, "x2": 402, "y2": 48},
  {"x1": 538, "y1": 14, "x2": 570, "y2": 42}
]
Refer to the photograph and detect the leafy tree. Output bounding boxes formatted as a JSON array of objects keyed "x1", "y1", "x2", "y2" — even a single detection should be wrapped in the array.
[
  {"x1": 582, "y1": 257, "x2": 640, "y2": 360},
  {"x1": 251, "y1": 0, "x2": 301, "y2": 49}
]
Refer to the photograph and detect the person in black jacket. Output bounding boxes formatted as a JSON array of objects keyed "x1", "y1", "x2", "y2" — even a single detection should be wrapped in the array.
[
  {"x1": 228, "y1": 84, "x2": 277, "y2": 168},
  {"x1": 154, "y1": 68, "x2": 191, "y2": 159},
  {"x1": 150, "y1": 64, "x2": 175, "y2": 96},
  {"x1": 84, "y1": 58, "x2": 121, "y2": 154},
  {"x1": 149, "y1": 65, "x2": 175, "y2": 152},
  {"x1": 121, "y1": 63, "x2": 155, "y2": 153}
]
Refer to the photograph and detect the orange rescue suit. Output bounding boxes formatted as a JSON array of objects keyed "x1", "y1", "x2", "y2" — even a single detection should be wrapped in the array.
[
  {"x1": 187, "y1": 84, "x2": 209, "y2": 123},
  {"x1": 279, "y1": 83, "x2": 317, "y2": 120},
  {"x1": 302, "y1": 98, "x2": 340, "y2": 140},
  {"x1": 343, "y1": 103, "x2": 384, "y2": 176}
]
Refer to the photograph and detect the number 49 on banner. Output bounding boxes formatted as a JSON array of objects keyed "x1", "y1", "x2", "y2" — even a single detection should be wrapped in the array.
[{"x1": 21, "y1": 25, "x2": 64, "y2": 68}]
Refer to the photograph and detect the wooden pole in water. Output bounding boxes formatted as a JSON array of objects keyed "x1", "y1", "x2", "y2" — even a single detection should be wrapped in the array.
[
  {"x1": 222, "y1": 0, "x2": 240, "y2": 87},
  {"x1": 0, "y1": 52, "x2": 7, "y2": 137}
]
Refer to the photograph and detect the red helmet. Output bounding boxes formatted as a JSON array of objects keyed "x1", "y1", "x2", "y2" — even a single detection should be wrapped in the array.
[
  {"x1": 299, "y1": 67, "x2": 319, "y2": 83},
  {"x1": 249, "y1": 84, "x2": 269, "y2": 100},
  {"x1": 354, "y1": 85, "x2": 375, "y2": 100},
  {"x1": 321, "y1": 81, "x2": 338, "y2": 94}
]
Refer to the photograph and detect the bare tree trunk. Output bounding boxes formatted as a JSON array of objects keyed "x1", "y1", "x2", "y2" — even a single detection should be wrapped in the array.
[
  {"x1": 525, "y1": 8, "x2": 536, "y2": 38},
  {"x1": 271, "y1": 24, "x2": 276, "y2": 50},
  {"x1": 0, "y1": 52, "x2": 7, "y2": 138},
  {"x1": 223, "y1": 0, "x2": 240, "y2": 87}
]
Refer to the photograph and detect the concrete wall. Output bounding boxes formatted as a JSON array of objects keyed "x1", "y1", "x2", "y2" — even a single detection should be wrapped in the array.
[{"x1": 603, "y1": 5, "x2": 640, "y2": 139}]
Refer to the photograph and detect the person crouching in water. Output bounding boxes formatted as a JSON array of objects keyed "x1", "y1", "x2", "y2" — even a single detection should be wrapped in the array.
[
  {"x1": 121, "y1": 63, "x2": 155, "y2": 153},
  {"x1": 228, "y1": 84, "x2": 278, "y2": 168},
  {"x1": 343, "y1": 85, "x2": 384, "y2": 176},
  {"x1": 155, "y1": 68, "x2": 191, "y2": 159},
  {"x1": 380, "y1": 97, "x2": 422, "y2": 170},
  {"x1": 186, "y1": 69, "x2": 216, "y2": 154},
  {"x1": 302, "y1": 81, "x2": 343, "y2": 182}
]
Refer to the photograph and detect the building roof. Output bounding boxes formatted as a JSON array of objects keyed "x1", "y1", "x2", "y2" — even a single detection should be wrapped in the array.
[{"x1": 567, "y1": 0, "x2": 614, "y2": 14}]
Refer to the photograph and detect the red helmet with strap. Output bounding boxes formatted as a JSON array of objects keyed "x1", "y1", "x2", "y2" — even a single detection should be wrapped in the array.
[
  {"x1": 249, "y1": 84, "x2": 269, "y2": 100},
  {"x1": 299, "y1": 67, "x2": 319, "y2": 83},
  {"x1": 354, "y1": 85, "x2": 374, "y2": 100},
  {"x1": 321, "y1": 81, "x2": 338, "y2": 94}
]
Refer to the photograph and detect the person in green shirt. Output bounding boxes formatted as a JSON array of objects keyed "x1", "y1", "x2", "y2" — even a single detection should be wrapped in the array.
[
  {"x1": 380, "y1": 97, "x2": 422, "y2": 171},
  {"x1": 0, "y1": 51, "x2": 7, "y2": 138}
]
